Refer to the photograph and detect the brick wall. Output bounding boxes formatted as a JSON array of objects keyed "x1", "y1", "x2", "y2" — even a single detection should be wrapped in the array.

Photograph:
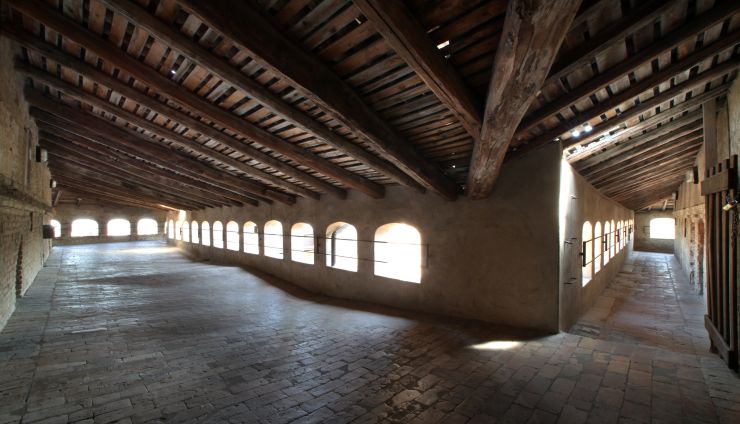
[{"x1": 0, "y1": 36, "x2": 53, "y2": 331}]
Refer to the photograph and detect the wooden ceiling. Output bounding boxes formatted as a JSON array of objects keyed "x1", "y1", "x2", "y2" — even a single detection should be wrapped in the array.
[{"x1": 1, "y1": 0, "x2": 738, "y2": 211}]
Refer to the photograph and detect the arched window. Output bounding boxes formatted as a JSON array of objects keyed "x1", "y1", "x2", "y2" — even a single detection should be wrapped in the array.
[
  {"x1": 603, "y1": 221, "x2": 610, "y2": 265},
  {"x1": 616, "y1": 221, "x2": 622, "y2": 252},
  {"x1": 167, "y1": 219, "x2": 175, "y2": 239},
  {"x1": 291, "y1": 223, "x2": 314, "y2": 264},
  {"x1": 213, "y1": 221, "x2": 224, "y2": 248},
  {"x1": 107, "y1": 219, "x2": 131, "y2": 236},
  {"x1": 192, "y1": 221, "x2": 200, "y2": 244},
  {"x1": 629, "y1": 219, "x2": 634, "y2": 241},
  {"x1": 175, "y1": 220, "x2": 182, "y2": 240},
  {"x1": 650, "y1": 217, "x2": 675, "y2": 239},
  {"x1": 243, "y1": 221, "x2": 259, "y2": 254},
  {"x1": 202, "y1": 221, "x2": 211, "y2": 246},
  {"x1": 326, "y1": 222, "x2": 358, "y2": 272},
  {"x1": 594, "y1": 222, "x2": 602, "y2": 273},
  {"x1": 226, "y1": 221, "x2": 239, "y2": 251},
  {"x1": 71, "y1": 219, "x2": 99, "y2": 237},
  {"x1": 374, "y1": 223, "x2": 422, "y2": 283},
  {"x1": 264, "y1": 220, "x2": 283, "y2": 259},
  {"x1": 137, "y1": 218, "x2": 158, "y2": 235},
  {"x1": 182, "y1": 221, "x2": 190, "y2": 242},
  {"x1": 50, "y1": 219, "x2": 61, "y2": 238},
  {"x1": 609, "y1": 220, "x2": 616, "y2": 258},
  {"x1": 582, "y1": 221, "x2": 593, "y2": 286}
]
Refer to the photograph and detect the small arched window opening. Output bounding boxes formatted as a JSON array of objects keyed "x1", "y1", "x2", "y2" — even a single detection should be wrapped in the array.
[
  {"x1": 202, "y1": 221, "x2": 211, "y2": 246},
  {"x1": 137, "y1": 218, "x2": 158, "y2": 235},
  {"x1": 582, "y1": 221, "x2": 593, "y2": 286},
  {"x1": 182, "y1": 221, "x2": 190, "y2": 242},
  {"x1": 264, "y1": 220, "x2": 284, "y2": 259},
  {"x1": 374, "y1": 223, "x2": 422, "y2": 283},
  {"x1": 594, "y1": 222, "x2": 602, "y2": 274},
  {"x1": 603, "y1": 221, "x2": 610, "y2": 265},
  {"x1": 71, "y1": 219, "x2": 99, "y2": 237},
  {"x1": 616, "y1": 221, "x2": 622, "y2": 252},
  {"x1": 291, "y1": 223, "x2": 314, "y2": 264},
  {"x1": 192, "y1": 221, "x2": 200, "y2": 244},
  {"x1": 650, "y1": 217, "x2": 675, "y2": 239},
  {"x1": 107, "y1": 219, "x2": 131, "y2": 237},
  {"x1": 226, "y1": 221, "x2": 239, "y2": 251},
  {"x1": 243, "y1": 221, "x2": 259, "y2": 254},
  {"x1": 213, "y1": 221, "x2": 224, "y2": 248},
  {"x1": 175, "y1": 220, "x2": 182, "y2": 240},
  {"x1": 50, "y1": 219, "x2": 61, "y2": 238},
  {"x1": 326, "y1": 222, "x2": 358, "y2": 272},
  {"x1": 167, "y1": 219, "x2": 175, "y2": 239}
]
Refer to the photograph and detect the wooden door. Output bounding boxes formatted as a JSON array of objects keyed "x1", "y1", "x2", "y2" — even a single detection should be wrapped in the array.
[{"x1": 702, "y1": 155, "x2": 738, "y2": 369}]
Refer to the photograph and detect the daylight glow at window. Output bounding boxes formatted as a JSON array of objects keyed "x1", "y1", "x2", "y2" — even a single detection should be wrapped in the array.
[
  {"x1": 226, "y1": 221, "x2": 239, "y2": 251},
  {"x1": 71, "y1": 219, "x2": 99, "y2": 237},
  {"x1": 291, "y1": 223, "x2": 314, "y2": 264},
  {"x1": 650, "y1": 218, "x2": 675, "y2": 239},
  {"x1": 137, "y1": 218, "x2": 158, "y2": 235},
  {"x1": 326, "y1": 222, "x2": 357, "y2": 272},
  {"x1": 374, "y1": 223, "x2": 422, "y2": 283},
  {"x1": 50, "y1": 219, "x2": 61, "y2": 238},
  {"x1": 243, "y1": 221, "x2": 259, "y2": 254},
  {"x1": 264, "y1": 220, "x2": 284, "y2": 259},
  {"x1": 213, "y1": 221, "x2": 224, "y2": 248},
  {"x1": 107, "y1": 219, "x2": 131, "y2": 236},
  {"x1": 202, "y1": 221, "x2": 211, "y2": 246}
]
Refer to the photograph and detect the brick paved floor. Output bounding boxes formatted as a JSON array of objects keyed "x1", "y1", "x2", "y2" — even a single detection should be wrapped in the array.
[{"x1": 0, "y1": 242, "x2": 738, "y2": 424}]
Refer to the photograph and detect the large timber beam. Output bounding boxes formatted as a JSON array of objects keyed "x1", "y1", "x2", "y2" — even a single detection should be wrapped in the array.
[
  {"x1": 465, "y1": 0, "x2": 581, "y2": 199},
  {"x1": 353, "y1": 0, "x2": 482, "y2": 141},
  {"x1": 180, "y1": 0, "x2": 459, "y2": 200},
  {"x1": 97, "y1": 0, "x2": 422, "y2": 192},
  {"x1": 4, "y1": 0, "x2": 383, "y2": 198}
]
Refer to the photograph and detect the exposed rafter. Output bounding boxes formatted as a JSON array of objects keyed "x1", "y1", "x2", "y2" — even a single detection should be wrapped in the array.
[{"x1": 466, "y1": 0, "x2": 581, "y2": 199}]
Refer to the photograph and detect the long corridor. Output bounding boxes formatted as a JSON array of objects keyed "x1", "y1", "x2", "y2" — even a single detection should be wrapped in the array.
[{"x1": 0, "y1": 242, "x2": 738, "y2": 424}]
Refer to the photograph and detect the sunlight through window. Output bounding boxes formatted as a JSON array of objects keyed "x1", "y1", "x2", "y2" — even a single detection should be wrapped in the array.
[{"x1": 374, "y1": 223, "x2": 422, "y2": 283}]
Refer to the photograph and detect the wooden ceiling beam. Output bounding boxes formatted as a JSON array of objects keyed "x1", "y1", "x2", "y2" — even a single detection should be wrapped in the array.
[
  {"x1": 50, "y1": 161, "x2": 206, "y2": 210},
  {"x1": 518, "y1": 2, "x2": 740, "y2": 136},
  {"x1": 628, "y1": 187, "x2": 683, "y2": 210},
  {"x1": 3, "y1": 0, "x2": 383, "y2": 198},
  {"x1": 522, "y1": 34, "x2": 740, "y2": 146},
  {"x1": 97, "y1": 0, "x2": 422, "y2": 193},
  {"x1": 547, "y1": 0, "x2": 676, "y2": 84},
  {"x1": 17, "y1": 61, "x2": 320, "y2": 201},
  {"x1": 581, "y1": 130, "x2": 703, "y2": 179},
  {"x1": 38, "y1": 123, "x2": 261, "y2": 207},
  {"x1": 47, "y1": 150, "x2": 222, "y2": 209},
  {"x1": 353, "y1": 0, "x2": 482, "y2": 141},
  {"x1": 41, "y1": 136, "x2": 242, "y2": 208},
  {"x1": 179, "y1": 0, "x2": 457, "y2": 199},
  {"x1": 574, "y1": 115, "x2": 702, "y2": 169},
  {"x1": 25, "y1": 90, "x2": 282, "y2": 205},
  {"x1": 1, "y1": 25, "x2": 338, "y2": 199},
  {"x1": 613, "y1": 178, "x2": 685, "y2": 205},
  {"x1": 465, "y1": 0, "x2": 581, "y2": 199},
  {"x1": 590, "y1": 138, "x2": 703, "y2": 186},
  {"x1": 600, "y1": 155, "x2": 697, "y2": 192},
  {"x1": 563, "y1": 59, "x2": 740, "y2": 149},
  {"x1": 58, "y1": 185, "x2": 173, "y2": 211}
]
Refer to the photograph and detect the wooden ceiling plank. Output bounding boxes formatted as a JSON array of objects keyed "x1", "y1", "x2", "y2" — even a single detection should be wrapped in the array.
[
  {"x1": 26, "y1": 95, "x2": 268, "y2": 206},
  {"x1": 42, "y1": 135, "x2": 243, "y2": 207},
  {"x1": 547, "y1": 0, "x2": 677, "y2": 85},
  {"x1": 466, "y1": 0, "x2": 582, "y2": 199},
  {"x1": 17, "y1": 60, "x2": 318, "y2": 201},
  {"x1": 179, "y1": 0, "x2": 458, "y2": 199},
  {"x1": 3, "y1": 0, "x2": 382, "y2": 199},
  {"x1": 96, "y1": 0, "x2": 420, "y2": 192},
  {"x1": 38, "y1": 123, "x2": 260, "y2": 206},
  {"x1": 517, "y1": 2, "x2": 740, "y2": 136},
  {"x1": 522, "y1": 30, "x2": 740, "y2": 144},
  {"x1": 574, "y1": 115, "x2": 702, "y2": 169},
  {"x1": 353, "y1": 0, "x2": 482, "y2": 141},
  {"x1": 58, "y1": 184, "x2": 177, "y2": 210}
]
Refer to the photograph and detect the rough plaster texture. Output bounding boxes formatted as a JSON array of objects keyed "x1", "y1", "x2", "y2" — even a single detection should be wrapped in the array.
[
  {"x1": 173, "y1": 144, "x2": 563, "y2": 332},
  {"x1": 52, "y1": 203, "x2": 166, "y2": 246},
  {"x1": 559, "y1": 161, "x2": 633, "y2": 331},
  {"x1": 0, "y1": 37, "x2": 52, "y2": 331},
  {"x1": 634, "y1": 211, "x2": 675, "y2": 253}
]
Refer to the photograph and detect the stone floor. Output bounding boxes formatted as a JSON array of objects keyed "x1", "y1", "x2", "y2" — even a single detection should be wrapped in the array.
[{"x1": 0, "y1": 242, "x2": 738, "y2": 424}]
